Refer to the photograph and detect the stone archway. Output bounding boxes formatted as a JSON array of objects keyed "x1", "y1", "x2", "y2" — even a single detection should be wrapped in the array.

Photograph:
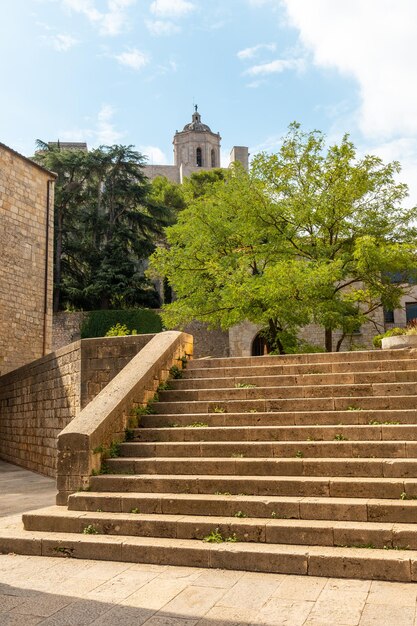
[{"x1": 251, "y1": 332, "x2": 272, "y2": 356}]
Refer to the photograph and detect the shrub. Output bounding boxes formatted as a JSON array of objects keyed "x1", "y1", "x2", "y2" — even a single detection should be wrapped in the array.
[
  {"x1": 105, "y1": 323, "x2": 137, "y2": 336},
  {"x1": 373, "y1": 327, "x2": 407, "y2": 349},
  {"x1": 81, "y1": 309, "x2": 162, "y2": 339}
]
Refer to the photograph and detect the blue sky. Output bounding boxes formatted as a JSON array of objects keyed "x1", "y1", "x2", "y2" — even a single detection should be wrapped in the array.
[{"x1": 2, "y1": 0, "x2": 417, "y2": 204}]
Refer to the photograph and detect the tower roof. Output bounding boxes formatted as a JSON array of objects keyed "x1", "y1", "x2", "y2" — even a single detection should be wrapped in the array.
[{"x1": 181, "y1": 105, "x2": 212, "y2": 133}]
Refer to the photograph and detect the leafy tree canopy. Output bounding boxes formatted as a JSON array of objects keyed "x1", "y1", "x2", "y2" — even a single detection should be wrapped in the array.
[
  {"x1": 150, "y1": 123, "x2": 417, "y2": 352},
  {"x1": 34, "y1": 143, "x2": 174, "y2": 311}
]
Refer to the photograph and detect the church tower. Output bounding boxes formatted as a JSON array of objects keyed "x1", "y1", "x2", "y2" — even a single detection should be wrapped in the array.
[{"x1": 173, "y1": 106, "x2": 221, "y2": 181}]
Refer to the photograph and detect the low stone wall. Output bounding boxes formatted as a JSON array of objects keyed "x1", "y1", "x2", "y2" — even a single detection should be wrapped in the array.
[
  {"x1": 53, "y1": 312, "x2": 229, "y2": 358},
  {"x1": 57, "y1": 331, "x2": 193, "y2": 504},
  {"x1": 0, "y1": 335, "x2": 154, "y2": 477}
]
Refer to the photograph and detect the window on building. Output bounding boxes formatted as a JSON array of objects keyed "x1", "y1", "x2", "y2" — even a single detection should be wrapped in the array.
[
  {"x1": 406, "y1": 302, "x2": 417, "y2": 324},
  {"x1": 211, "y1": 149, "x2": 216, "y2": 167},
  {"x1": 384, "y1": 308, "x2": 395, "y2": 324},
  {"x1": 196, "y1": 147, "x2": 202, "y2": 167}
]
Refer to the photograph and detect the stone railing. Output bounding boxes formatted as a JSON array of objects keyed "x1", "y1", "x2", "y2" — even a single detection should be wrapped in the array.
[{"x1": 56, "y1": 331, "x2": 193, "y2": 505}]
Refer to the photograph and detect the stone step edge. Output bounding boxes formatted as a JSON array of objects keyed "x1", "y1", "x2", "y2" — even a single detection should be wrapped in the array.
[
  {"x1": 185, "y1": 359, "x2": 417, "y2": 374},
  {"x1": 0, "y1": 527, "x2": 415, "y2": 581},
  {"x1": 22, "y1": 506, "x2": 417, "y2": 535},
  {"x1": 179, "y1": 369, "x2": 417, "y2": 383},
  {"x1": 68, "y1": 491, "x2": 417, "y2": 522},
  {"x1": 188, "y1": 350, "x2": 415, "y2": 366}
]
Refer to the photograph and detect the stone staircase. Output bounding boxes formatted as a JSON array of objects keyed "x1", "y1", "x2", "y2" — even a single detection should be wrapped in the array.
[{"x1": 21, "y1": 349, "x2": 417, "y2": 581}]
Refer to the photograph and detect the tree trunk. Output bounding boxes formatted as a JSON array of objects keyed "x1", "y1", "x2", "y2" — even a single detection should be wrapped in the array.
[
  {"x1": 335, "y1": 333, "x2": 346, "y2": 352},
  {"x1": 325, "y1": 327, "x2": 333, "y2": 352}
]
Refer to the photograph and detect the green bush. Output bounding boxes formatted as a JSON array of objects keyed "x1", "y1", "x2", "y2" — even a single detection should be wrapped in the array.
[
  {"x1": 105, "y1": 323, "x2": 137, "y2": 337},
  {"x1": 81, "y1": 309, "x2": 163, "y2": 339},
  {"x1": 373, "y1": 327, "x2": 407, "y2": 349}
]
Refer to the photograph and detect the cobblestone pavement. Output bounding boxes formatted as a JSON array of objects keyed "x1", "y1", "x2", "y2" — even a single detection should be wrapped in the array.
[{"x1": 1, "y1": 460, "x2": 417, "y2": 625}]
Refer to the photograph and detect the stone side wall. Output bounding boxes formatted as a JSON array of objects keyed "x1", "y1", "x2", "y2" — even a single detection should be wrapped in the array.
[
  {"x1": 0, "y1": 143, "x2": 55, "y2": 375},
  {"x1": 53, "y1": 311, "x2": 86, "y2": 351},
  {"x1": 0, "y1": 342, "x2": 81, "y2": 477},
  {"x1": 53, "y1": 312, "x2": 229, "y2": 359},
  {"x1": 0, "y1": 335, "x2": 154, "y2": 477},
  {"x1": 182, "y1": 321, "x2": 229, "y2": 358},
  {"x1": 80, "y1": 336, "x2": 155, "y2": 407}
]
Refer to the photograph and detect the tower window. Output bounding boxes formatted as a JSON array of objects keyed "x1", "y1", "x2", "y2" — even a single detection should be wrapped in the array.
[
  {"x1": 196, "y1": 147, "x2": 202, "y2": 167},
  {"x1": 211, "y1": 149, "x2": 215, "y2": 167}
]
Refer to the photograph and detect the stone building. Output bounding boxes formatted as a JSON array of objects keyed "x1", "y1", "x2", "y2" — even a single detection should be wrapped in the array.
[
  {"x1": 0, "y1": 142, "x2": 56, "y2": 375},
  {"x1": 144, "y1": 106, "x2": 249, "y2": 183}
]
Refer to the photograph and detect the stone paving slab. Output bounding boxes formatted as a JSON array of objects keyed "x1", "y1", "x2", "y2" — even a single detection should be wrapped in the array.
[{"x1": 1, "y1": 461, "x2": 417, "y2": 624}]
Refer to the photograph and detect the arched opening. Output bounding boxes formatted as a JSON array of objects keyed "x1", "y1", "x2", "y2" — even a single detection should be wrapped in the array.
[
  {"x1": 251, "y1": 333, "x2": 272, "y2": 356},
  {"x1": 211, "y1": 149, "x2": 216, "y2": 167},
  {"x1": 196, "y1": 147, "x2": 202, "y2": 167}
]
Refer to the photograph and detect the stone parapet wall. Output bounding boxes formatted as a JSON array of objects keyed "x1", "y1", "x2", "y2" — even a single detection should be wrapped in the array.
[{"x1": 0, "y1": 335, "x2": 155, "y2": 477}]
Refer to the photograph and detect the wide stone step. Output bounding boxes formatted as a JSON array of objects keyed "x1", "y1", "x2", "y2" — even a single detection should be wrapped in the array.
[
  {"x1": 187, "y1": 349, "x2": 416, "y2": 370},
  {"x1": 183, "y1": 359, "x2": 417, "y2": 379},
  {"x1": 2, "y1": 528, "x2": 417, "y2": 581},
  {"x1": 152, "y1": 395, "x2": 417, "y2": 414},
  {"x1": 89, "y1": 474, "x2": 416, "y2": 498},
  {"x1": 22, "y1": 507, "x2": 417, "y2": 550},
  {"x1": 159, "y1": 382, "x2": 417, "y2": 403},
  {"x1": 105, "y1": 456, "x2": 417, "y2": 477},
  {"x1": 132, "y1": 424, "x2": 417, "y2": 443},
  {"x1": 140, "y1": 409, "x2": 417, "y2": 428},
  {"x1": 118, "y1": 440, "x2": 417, "y2": 459},
  {"x1": 68, "y1": 492, "x2": 417, "y2": 524},
  {"x1": 172, "y1": 369, "x2": 417, "y2": 390}
]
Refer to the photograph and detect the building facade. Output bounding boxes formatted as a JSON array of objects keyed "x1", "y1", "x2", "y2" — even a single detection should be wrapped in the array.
[{"x1": 0, "y1": 143, "x2": 56, "y2": 374}]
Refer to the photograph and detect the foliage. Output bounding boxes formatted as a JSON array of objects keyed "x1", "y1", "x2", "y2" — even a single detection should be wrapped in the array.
[
  {"x1": 373, "y1": 327, "x2": 407, "y2": 348},
  {"x1": 149, "y1": 123, "x2": 417, "y2": 352},
  {"x1": 82, "y1": 525, "x2": 99, "y2": 534},
  {"x1": 80, "y1": 309, "x2": 162, "y2": 338},
  {"x1": 34, "y1": 143, "x2": 175, "y2": 311},
  {"x1": 169, "y1": 365, "x2": 183, "y2": 379},
  {"x1": 105, "y1": 323, "x2": 137, "y2": 336}
]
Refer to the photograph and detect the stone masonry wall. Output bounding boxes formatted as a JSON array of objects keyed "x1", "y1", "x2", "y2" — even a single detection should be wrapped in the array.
[
  {"x1": 0, "y1": 335, "x2": 154, "y2": 477},
  {"x1": 0, "y1": 143, "x2": 55, "y2": 376},
  {"x1": 53, "y1": 311, "x2": 86, "y2": 351}
]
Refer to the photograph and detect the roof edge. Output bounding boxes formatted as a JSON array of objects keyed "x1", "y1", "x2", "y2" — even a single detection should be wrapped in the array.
[{"x1": 0, "y1": 141, "x2": 57, "y2": 178}]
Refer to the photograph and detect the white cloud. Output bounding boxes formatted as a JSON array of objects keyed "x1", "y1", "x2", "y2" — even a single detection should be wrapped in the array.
[
  {"x1": 96, "y1": 104, "x2": 124, "y2": 144},
  {"x1": 140, "y1": 145, "x2": 168, "y2": 164},
  {"x1": 245, "y1": 57, "x2": 305, "y2": 76},
  {"x1": 282, "y1": 0, "x2": 417, "y2": 140},
  {"x1": 146, "y1": 19, "x2": 179, "y2": 35},
  {"x1": 58, "y1": 104, "x2": 125, "y2": 146},
  {"x1": 63, "y1": 0, "x2": 136, "y2": 36},
  {"x1": 115, "y1": 48, "x2": 149, "y2": 70},
  {"x1": 237, "y1": 43, "x2": 276, "y2": 60},
  {"x1": 150, "y1": 0, "x2": 195, "y2": 18},
  {"x1": 51, "y1": 33, "x2": 78, "y2": 51}
]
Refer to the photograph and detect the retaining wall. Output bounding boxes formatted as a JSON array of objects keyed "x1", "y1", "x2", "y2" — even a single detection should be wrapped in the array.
[{"x1": 0, "y1": 335, "x2": 154, "y2": 477}]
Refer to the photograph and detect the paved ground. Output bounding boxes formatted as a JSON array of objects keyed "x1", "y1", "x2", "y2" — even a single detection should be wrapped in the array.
[{"x1": 1, "y1": 460, "x2": 417, "y2": 625}]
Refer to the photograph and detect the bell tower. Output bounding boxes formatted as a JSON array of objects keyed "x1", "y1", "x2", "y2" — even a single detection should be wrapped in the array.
[{"x1": 173, "y1": 106, "x2": 221, "y2": 179}]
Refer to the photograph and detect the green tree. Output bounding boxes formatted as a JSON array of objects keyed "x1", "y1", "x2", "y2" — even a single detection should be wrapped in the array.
[
  {"x1": 34, "y1": 143, "x2": 173, "y2": 311},
  {"x1": 150, "y1": 125, "x2": 417, "y2": 352}
]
